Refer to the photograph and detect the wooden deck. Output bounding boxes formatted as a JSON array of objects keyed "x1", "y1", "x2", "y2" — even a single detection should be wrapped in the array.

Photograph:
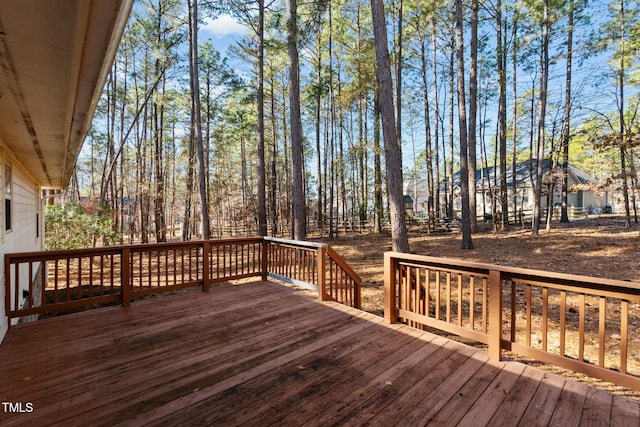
[{"x1": 1, "y1": 281, "x2": 639, "y2": 426}]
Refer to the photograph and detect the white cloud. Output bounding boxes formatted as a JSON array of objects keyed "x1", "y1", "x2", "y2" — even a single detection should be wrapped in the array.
[{"x1": 201, "y1": 15, "x2": 249, "y2": 38}]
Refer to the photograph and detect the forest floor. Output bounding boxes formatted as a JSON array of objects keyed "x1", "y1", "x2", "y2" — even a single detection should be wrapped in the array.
[{"x1": 316, "y1": 214, "x2": 640, "y2": 402}]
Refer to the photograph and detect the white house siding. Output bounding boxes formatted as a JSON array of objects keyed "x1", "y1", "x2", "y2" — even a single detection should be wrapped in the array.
[{"x1": 0, "y1": 146, "x2": 44, "y2": 344}]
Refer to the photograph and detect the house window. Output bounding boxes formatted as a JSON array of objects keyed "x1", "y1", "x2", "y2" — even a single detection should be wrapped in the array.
[{"x1": 5, "y1": 163, "x2": 12, "y2": 231}]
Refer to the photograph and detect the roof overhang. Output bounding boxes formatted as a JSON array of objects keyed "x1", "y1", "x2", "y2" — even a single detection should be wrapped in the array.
[{"x1": 0, "y1": 0, "x2": 133, "y2": 188}]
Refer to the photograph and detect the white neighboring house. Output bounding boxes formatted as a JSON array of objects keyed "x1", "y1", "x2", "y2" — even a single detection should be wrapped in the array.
[
  {"x1": 0, "y1": 1, "x2": 133, "y2": 345},
  {"x1": 405, "y1": 159, "x2": 608, "y2": 219}
]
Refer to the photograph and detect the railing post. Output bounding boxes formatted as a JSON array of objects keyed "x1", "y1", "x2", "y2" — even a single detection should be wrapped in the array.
[
  {"x1": 202, "y1": 241, "x2": 210, "y2": 292},
  {"x1": 488, "y1": 269, "x2": 503, "y2": 362},
  {"x1": 317, "y1": 245, "x2": 327, "y2": 301},
  {"x1": 261, "y1": 238, "x2": 269, "y2": 281},
  {"x1": 121, "y1": 247, "x2": 131, "y2": 308},
  {"x1": 384, "y1": 252, "x2": 398, "y2": 324}
]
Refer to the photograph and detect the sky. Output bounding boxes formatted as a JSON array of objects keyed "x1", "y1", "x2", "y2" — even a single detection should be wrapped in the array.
[{"x1": 199, "y1": 15, "x2": 249, "y2": 62}]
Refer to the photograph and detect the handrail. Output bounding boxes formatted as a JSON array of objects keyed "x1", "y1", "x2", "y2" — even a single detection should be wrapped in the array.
[
  {"x1": 386, "y1": 252, "x2": 640, "y2": 294},
  {"x1": 263, "y1": 238, "x2": 361, "y2": 308},
  {"x1": 263, "y1": 236, "x2": 326, "y2": 249},
  {"x1": 384, "y1": 251, "x2": 640, "y2": 391},
  {"x1": 4, "y1": 237, "x2": 361, "y2": 323},
  {"x1": 326, "y1": 247, "x2": 362, "y2": 309}
]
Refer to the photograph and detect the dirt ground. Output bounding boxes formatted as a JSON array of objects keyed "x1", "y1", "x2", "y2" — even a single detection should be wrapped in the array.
[{"x1": 316, "y1": 215, "x2": 640, "y2": 402}]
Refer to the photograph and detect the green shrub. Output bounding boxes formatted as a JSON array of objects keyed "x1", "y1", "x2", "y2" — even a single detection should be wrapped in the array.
[{"x1": 45, "y1": 203, "x2": 118, "y2": 250}]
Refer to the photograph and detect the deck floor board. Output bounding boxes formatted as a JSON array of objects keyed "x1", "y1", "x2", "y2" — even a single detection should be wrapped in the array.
[
  {"x1": 1, "y1": 280, "x2": 638, "y2": 426},
  {"x1": 486, "y1": 365, "x2": 547, "y2": 426}
]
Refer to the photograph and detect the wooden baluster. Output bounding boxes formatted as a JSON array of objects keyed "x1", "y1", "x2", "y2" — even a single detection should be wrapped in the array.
[
  {"x1": 203, "y1": 242, "x2": 210, "y2": 292},
  {"x1": 488, "y1": 269, "x2": 503, "y2": 362},
  {"x1": 435, "y1": 271, "x2": 441, "y2": 321},
  {"x1": 164, "y1": 249, "x2": 168, "y2": 287},
  {"x1": 621, "y1": 299, "x2": 628, "y2": 374},
  {"x1": 317, "y1": 245, "x2": 326, "y2": 301},
  {"x1": 173, "y1": 248, "x2": 177, "y2": 287},
  {"x1": 41, "y1": 260, "x2": 47, "y2": 309},
  {"x1": 542, "y1": 287, "x2": 548, "y2": 352},
  {"x1": 457, "y1": 273, "x2": 463, "y2": 327},
  {"x1": 526, "y1": 284, "x2": 532, "y2": 347},
  {"x1": 579, "y1": 293, "x2": 585, "y2": 362},
  {"x1": 446, "y1": 272, "x2": 451, "y2": 323},
  {"x1": 560, "y1": 290, "x2": 567, "y2": 357},
  {"x1": 425, "y1": 269, "x2": 432, "y2": 319},
  {"x1": 78, "y1": 256, "x2": 83, "y2": 299},
  {"x1": 261, "y1": 240, "x2": 268, "y2": 281},
  {"x1": 599, "y1": 296, "x2": 606, "y2": 367},
  {"x1": 470, "y1": 276, "x2": 475, "y2": 331},
  {"x1": 482, "y1": 277, "x2": 487, "y2": 334},
  {"x1": 65, "y1": 259, "x2": 71, "y2": 303},
  {"x1": 121, "y1": 247, "x2": 131, "y2": 308},
  {"x1": 510, "y1": 281, "x2": 516, "y2": 342},
  {"x1": 99, "y1": 255, "x2": 105, "y2": 297},
  {"x1": 88, "y1": 256, "x2": 93, "y2": 296},
  {"x1": 415, "y1": 268, "x2": 421, "y2": 317},
  {"x1": 28, "y1": 262, "x2": 33, "y2": 309},
  {"x1": 4, "y1": 257, "x2": 10, "y2": 324},
  {"x1": 235, "y1": 243, "x2": 239, "y2": 277},
  {"x1": 54, "y1": 259, "x2": 59, "y2": 304}
]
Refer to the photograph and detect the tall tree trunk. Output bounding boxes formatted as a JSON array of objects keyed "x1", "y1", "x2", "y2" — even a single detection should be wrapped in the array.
[
  {"x1": 532, "y1": 0, "x2": 550, "y2": 236},
  {"x1": 140, "y1": 98, "x2": 150, "y2": 244},
  {"x1": 618, "y1": 0, "x2": 631, "y2": 228},
  {"x1": 257, "y1": 0, "x2": 267, "y2": 236},
  {"x1": 288, "y1": 0, "x2": 306, "y2": 240},
  {"x1": 448, "y1": 38, "x2": 455, "y2": 220},
  {"x1": 188, "y1": 0, "x2": 210, "y2": 239},
  {"x1": 371, "y1": 0, "x2": 409, "y2": 253},
  {"x1": 241, "y1": 135, "x2": 248, "y2": 209},
  {"x1": 100, "y1": 69, "x2": 117, "y2": 209},
  {"x1": 281, "y1": 80, "x2": 291, "y2": 235},
  {"x1": 328, "y1": 95, "x2": 335, "y2": 239},
  {"x1": 358, "y1": 99, "x2": 368, "y2": 226},
  {"x1": 118, "y1": 52, "x2": 129, "y2": 242},
  {"x1": 357, "y1": 7, "x2": 368, "y2": 226},
  {"x1": 395, "y1": 0, "x2": 403, "y2": 156},
  {"x1": 152, "y1": 1, "x2": 167, "y2": 243},
  {"x1": 420, "y1": 36, "x2": 433, "y2": 232},
  {"x1": 497, "y1": 0, "x2": 508, "y2": 228},
  {"x1": 432, "y1": 18, "x2": 441, "y2": 219},
  {"x1": 511, "y1": 8, "x2": 519, "y2": 224},
  {"x1": 314, "y1": 33, "x2": 323, "y2": 234},
  {"x1": 183, "y1": 135, "x2": 195, "y2": 241},
  {"x1": 468, "y1": 0, "x2": 479, "y2": 233},
  {"x1": 332, "y1": 11, "x2": 346, "y2": 229},
  {"x1": 328, "y1": 5, "x2": 338, "y2": 238},
  {"x1": 269, "y1": 71, "x2": 279, "y2": 236},
  {"x1": 560, "y1": 0, "x2": 574, "y2": 223},
  {"x1": 455, "y1": 0, "x2": 474, "y2": 249},
  {"x1": 153, "y1": 74, "x2": 166, "y2": 243},
  {"x1": 374, "y1": 86, "x2": 383, "y2": 234}
]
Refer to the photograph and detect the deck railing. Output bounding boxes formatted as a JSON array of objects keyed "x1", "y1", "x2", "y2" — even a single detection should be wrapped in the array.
[
  {"x1": 4, "y1": 237, "x2": 361, "y2": 322},
  {"x1": 264, "y1": 237, "x2": 361, "y2": 308},
  {"x1": 384, "y1": 251, "x2": 640, "y2": 391}
]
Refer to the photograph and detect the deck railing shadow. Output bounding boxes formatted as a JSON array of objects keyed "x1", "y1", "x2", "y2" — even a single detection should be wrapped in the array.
[
  {"x1": 384, "y1": 251, "x2": 640, "y2": 391},
  {"x1": 4, "y1": 237, "x2": 361, "y2": 323}
]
